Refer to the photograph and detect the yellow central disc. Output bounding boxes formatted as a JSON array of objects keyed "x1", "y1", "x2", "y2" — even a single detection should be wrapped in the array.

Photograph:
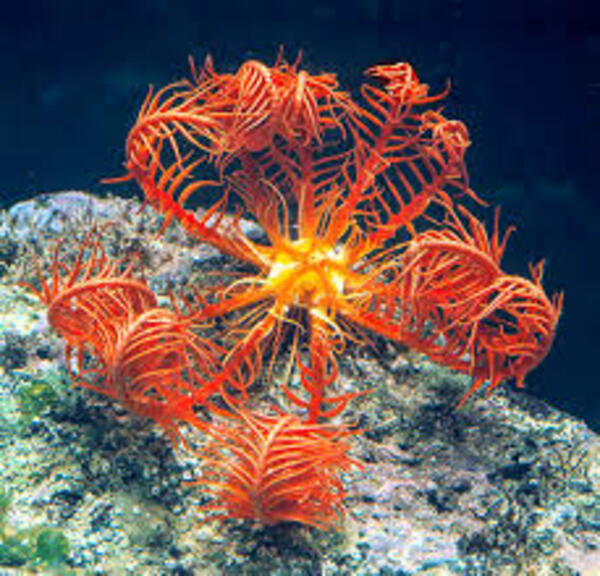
[{"x1": 266, "y1": 238, "x2": 347, "y2": 309}]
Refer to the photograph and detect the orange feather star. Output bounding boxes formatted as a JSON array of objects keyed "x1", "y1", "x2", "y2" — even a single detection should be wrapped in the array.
[
  {"x1": 111, "y1": 53, "x2": 562, "y2": 414},
  {"x1": 20, "y1": 53, "x2": 561, "y2": 532}
]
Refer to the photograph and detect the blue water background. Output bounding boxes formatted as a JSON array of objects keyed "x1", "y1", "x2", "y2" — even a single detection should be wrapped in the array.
[{"x1": 0, "y1": 0, "x2": 597, "y2": 429}]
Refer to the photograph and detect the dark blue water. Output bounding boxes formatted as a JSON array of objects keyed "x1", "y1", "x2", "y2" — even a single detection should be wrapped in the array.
[{"x1": 1, "y1": 0, "x2": 597, "y2": 430}]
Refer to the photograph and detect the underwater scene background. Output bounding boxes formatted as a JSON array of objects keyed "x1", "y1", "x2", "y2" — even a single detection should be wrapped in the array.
[
  {"x1": 0, "y1": 1, "x2": 598, "y2": 574},
  {"x1": 1, "y1": 0, "x2": 596, "y2": 429}
]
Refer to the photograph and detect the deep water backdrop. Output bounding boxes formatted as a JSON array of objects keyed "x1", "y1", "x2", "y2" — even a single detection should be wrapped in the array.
[{"x1": 1, "y1": 0, "x2": 597, "y2": 430}]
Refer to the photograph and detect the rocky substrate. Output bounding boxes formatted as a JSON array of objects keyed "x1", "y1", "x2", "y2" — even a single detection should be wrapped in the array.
[{"x1": 0, "y1": 191, "x2": 597, "y2": 575}]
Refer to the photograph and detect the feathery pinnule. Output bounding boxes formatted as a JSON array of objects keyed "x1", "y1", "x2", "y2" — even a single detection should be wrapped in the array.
[{"x1": 196, "y1": 410, "x2": 359, "y2": 530}]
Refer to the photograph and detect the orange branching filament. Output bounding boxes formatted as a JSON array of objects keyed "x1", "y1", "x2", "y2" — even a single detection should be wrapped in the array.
[
  {"x1": 114, "y1": 54, "x2": 562, "y2": 417},
  {"x1": 24, "y1": 230, "x2": 222, "y2": 445},
  {"x1": 394, "y1": 205, "x2": 563, "y2": 407},
  {"x1": 196, "y1": 410, "x2": 359, "y2": 530}
]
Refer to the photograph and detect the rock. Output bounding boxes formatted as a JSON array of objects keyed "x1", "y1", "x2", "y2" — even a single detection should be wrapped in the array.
[{"x1": 0, "y1": 191, "x2": 597, "y2": 575}]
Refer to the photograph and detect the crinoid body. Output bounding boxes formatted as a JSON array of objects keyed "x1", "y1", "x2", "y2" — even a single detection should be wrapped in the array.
[
  {"x1": 24, "y1": 230, "x2": 222, "y2": 444},
  {"x1": 35, "y1": 52, "x2": 564, "y2": 532},
  {"x1": 197, "y1": 410, "x2": 359, "y2": 530},
  {"x1": 112, "y1": 53, "x2": 562, "y2": 415}
]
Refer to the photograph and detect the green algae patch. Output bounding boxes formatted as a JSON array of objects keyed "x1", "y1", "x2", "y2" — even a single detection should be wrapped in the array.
[
  {"x1": 17, "y1": 374, "x2": 61, "y2": 425},
  {"x1": 0, "y1": 488, "x2": 72, "y2": 573},
  {"x1": 35, "y1": 527, "x2": 70, "y2": 567}
]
